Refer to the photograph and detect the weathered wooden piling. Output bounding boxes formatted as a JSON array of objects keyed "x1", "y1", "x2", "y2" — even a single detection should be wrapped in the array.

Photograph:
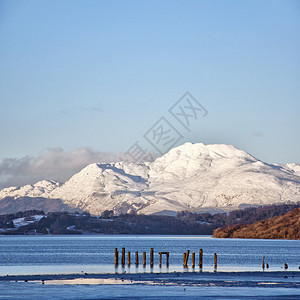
[
  {"x1": 135, "y1": 251, "x2": 139, "y2": 265},
  {"x1": 127, "y1": 251, "x2": 131, "y2": 266},
  {"x1": 115, "y1": 248, "x2": 118, "y2": 265},
  {"x1": 199, "y1": 249, "x2": 203, "y2": 268},
  {"x1": 183, "y1": 250, "x2": 190, "y2": 267},
  {"x1": 143, "y1": 252, "x2": 146, "y2": 267},
  {"x1": 122, "y1": 248, "x2": 125, "y2": 265},
  {"x1": 262, "y1": 256, "x2": 265, "y2": 270},
  {"x1": 214, "y1": 253, "x2": 217, "y2": 269},
  {"x1": 186, "y1": 250, "x2": 190, "y2": 264},
  {"x1": 183, "y1": 253, "x2": 187, "y2": 267},
  {"x1": 159, "y1": 252, "x2": 169, "y2": 267},
  {"x1": 192, "y1": 251, "x2": 195, "y2": 268},
  {"x1": 150, "y1": 248, "x2": 154, "y2": 267},
  {"x1": 284, "y1": 263, "x2": 288, "y2": 269}
]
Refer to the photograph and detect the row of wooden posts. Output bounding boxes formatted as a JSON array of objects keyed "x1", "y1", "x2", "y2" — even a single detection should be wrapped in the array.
[
  {"x1": 115, "y1": 248, "x2": 168, "y2": 267},
  {"x1": 115, "y1": 249, "x2": 289, "y2": 270},
  {"x1": 262, "y1": 256, "x2": 289, "y2": 270},
  {"x1": 115, "y1": 248, "x2": 218, "y2": 269},
  {"x1": 183, "y1": 249, "x2": 217, "y2": 269}
]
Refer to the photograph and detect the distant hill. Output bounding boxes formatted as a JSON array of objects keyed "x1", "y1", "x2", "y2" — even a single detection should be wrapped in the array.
[
  {"x1": 0, "y1": 196, "x2": 79, "y2": 214},
  {"x1": 213, "y1": 208, "x2": 300, "y2": 240},
  {"x1": 1, "y1": 142, "x2": 300, "y2": 215},
  {"x1": 1, "y1": 203, "x2": 299, "y2": 235}
]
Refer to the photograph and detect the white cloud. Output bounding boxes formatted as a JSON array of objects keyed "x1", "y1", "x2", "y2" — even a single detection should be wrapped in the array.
[
  {"x1": 0, "y1": 147, "x2": 121, "y2": 189},
  {"x1": 0, "y1": 147, "x2": 158, "y2": 189}
]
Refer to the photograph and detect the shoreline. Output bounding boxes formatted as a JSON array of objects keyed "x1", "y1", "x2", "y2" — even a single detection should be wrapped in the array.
[
  {"x1": 1, "y1": 271, "x2": 299, "y2": 299},
  {"x1": 1, "y1": 270, "x2": 299, "y2": 282}
]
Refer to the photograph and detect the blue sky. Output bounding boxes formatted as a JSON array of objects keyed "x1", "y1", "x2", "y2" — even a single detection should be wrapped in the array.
[{"x1": 0, "y1": 0, "x2": 299, "y2": 187}]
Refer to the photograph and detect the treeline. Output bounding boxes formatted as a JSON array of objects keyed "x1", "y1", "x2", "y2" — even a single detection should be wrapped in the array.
[
  {"x1": 0, "y1": 202, "x2": 299, "y2": 235},
  {"x1": 177, "y1": 202, "x2": 300, "y2": 228},
  {"x1": 213, "y1": 207, "x2": 300, "y2": 240},
  {"x1": 0, "y1": 212, "x2": 212, "y2": 235}
]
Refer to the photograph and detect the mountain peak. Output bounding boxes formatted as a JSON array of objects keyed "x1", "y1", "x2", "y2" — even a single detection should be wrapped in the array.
[
  {"x1": 0, "y1": 142, "x2": 299, "y2": 215},
  {"x1": 163, "y1": 142, "x2": 255, "y2": 160},
  {"x1": 149, "y1": 142, "x2": 257, "y2": 180}
]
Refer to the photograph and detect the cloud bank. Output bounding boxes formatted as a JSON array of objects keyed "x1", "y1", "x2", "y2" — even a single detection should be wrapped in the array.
[{"x1": 0, "y1": 147, "x2": 122, "y2": 189}]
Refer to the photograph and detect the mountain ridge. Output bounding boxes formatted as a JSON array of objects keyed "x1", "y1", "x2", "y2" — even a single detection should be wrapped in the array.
[{"x1": 0, "y1": 142, "x2": 299, "y2": 215}]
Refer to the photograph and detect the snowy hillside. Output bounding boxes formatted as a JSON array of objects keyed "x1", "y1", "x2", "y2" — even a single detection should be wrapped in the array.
[
  {"x1": 0, "y1": 143, "x2": 300, "y2": 215},
  {"x1": 0, "y1": 180, "x2": 61, "y2": 199}
]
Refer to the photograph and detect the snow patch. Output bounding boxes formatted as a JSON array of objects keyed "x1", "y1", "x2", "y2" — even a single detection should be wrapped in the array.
[{"x1": 13, "y1": 215, "x2": 45, "y2": 228}]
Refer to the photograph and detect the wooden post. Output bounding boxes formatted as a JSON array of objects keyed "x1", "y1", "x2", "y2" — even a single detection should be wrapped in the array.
[
  {"x1": 284, "y1": 263, "x2": 288, "y2": 269},
  {"x1": 159, "y1": 252, "x2": 162, "y2": 267},
  {"x1": 166, "y1": 252, "x2": 169, "y2": 266},
  {"x1": 150, "y1": 248, "x2": 154, "y2": 267},
  {"x1": 186, "y1": 250, "x2": 190, "y2": 265},
  {"x1": 214, "y1": 253, "x2": 217, "y2": 269},
  {"x1": 143, "y1": 252, "x2": 146, "y2": 267},
  {"x1": 262, "y1": 256, "x2": 265, "y2": 270},
  {"x1": 115, "y1": 248, "x2": 118, "y2": 265},
  {"x1": 122, "y1": 248, "x2": 125, "y2": 265},
  {"x1": 199, "y1": 249, "x2": 203, "y2": 268},
  {"x1": 192, "y1": 251, "x2": 195, "y2": 268},
  {"x1": 127, "y1": 251, "x2": 131, "y2": 266},
  {"x1": 183, "y1": 250, "x2": 190, "y2": 267},
  {"x1": 135, "y1": 251, "x2": 139, "y2": 265}
]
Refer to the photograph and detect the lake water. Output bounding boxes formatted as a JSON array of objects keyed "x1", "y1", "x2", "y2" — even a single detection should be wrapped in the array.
[{"x1": 1, "y1": 235, "x2": 299, "y2": 276}]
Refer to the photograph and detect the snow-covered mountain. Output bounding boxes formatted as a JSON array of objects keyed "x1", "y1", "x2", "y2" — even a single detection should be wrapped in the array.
[
  {"x1": 0, "y1": 143, "x2": 299, "y2": 215},
  {"x1": 0, "y1": 180, "x2": 61, "y2": 199}
]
